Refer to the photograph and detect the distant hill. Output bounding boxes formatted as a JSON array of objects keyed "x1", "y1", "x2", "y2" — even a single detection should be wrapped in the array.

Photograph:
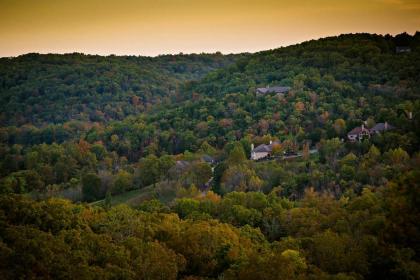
[
  {"x1": 140, "y1": 33, "x2": 419, "y2": 154},
  {"x1": 1, "y1": 33, "x2": 419, "y2": 155},
  {"x1": 1, "y1": 33, "x2": 419, "y2": 128},
  {"x1": 0, "y1": 52, "x2": 240, "y2": 126},
  {"x1": 190, "y1": 33, "x2": 420, "y2": 98}
]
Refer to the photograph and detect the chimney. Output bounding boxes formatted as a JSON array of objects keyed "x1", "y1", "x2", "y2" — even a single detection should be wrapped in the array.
[
  {"x1": 251, "y1": 143, "x2": 254, "y2": 151},
  {"x1": 385, "y1": 122, "x2": 388, "y2": 130},
  {"x1": 269, "y1": 140, "x2": 272, "y2": 145},
  {"x1": 362, "y1": 124, "x2": 364, "y2": 130}
]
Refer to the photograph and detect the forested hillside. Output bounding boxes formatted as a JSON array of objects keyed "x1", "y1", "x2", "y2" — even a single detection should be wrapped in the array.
[
  {"x1": 0, "y1": 33, "x2": 419, "y2": 279},
  {"x1": 0, "y1": 52, "x2": 239, "y2": 125}
]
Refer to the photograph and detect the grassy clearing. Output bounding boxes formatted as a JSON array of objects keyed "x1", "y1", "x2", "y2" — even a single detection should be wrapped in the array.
[{"x1": 90, "y1": 186, "x2": 156, "y2": 207}]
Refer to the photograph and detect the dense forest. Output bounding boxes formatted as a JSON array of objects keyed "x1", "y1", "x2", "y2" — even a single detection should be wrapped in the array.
[
  {"x1": 0, "y1": 33, "x2": 419, "y2": 279},
  {"x1": 0, "y1": 52, "x2": 239, "y2": 125}
]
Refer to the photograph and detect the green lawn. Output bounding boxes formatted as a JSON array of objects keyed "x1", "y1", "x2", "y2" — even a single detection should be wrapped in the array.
[{"x1": 90, "y1": 186, "x2": 156, "y2": 207}]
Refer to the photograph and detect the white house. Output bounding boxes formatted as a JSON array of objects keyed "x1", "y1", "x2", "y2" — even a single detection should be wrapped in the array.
[
  {"x1": 347, "y1": 124, "x2": 371, "y2": 142},
  {"x1": 250, "y1": 140, "x2": 280, "y2": 160}
]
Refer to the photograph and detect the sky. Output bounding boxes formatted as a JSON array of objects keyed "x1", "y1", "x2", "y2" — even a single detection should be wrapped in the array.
[{"x1": 0, "y1": 0, "x2": 419, "y2": 57}]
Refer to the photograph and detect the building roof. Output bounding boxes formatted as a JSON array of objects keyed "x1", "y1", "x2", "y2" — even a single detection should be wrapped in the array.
[
  {"x1": 175, "y1": 160, "x2": 190, "y2": 169},
  {"x1": 256, "y1": 86, "x2": 291, "y2": 94},
  {"x1": 396, "y1": 46, "x2": 411, "y2": 53},
  {"x1": 370, "y1": 122, "x2": 394, "y2": 132},
  {"x1": 348, "y1": 126, "x2": 370, "y2": 135},
  {"x1": 201, "y1": 155, "x2": 215, "y2": 163},
  {"x1": 252, "y1": 141, "x2": 281, "y2": 153},
  {"x1": 253, "y1": 144, "x2": 272, "y2": 153}
]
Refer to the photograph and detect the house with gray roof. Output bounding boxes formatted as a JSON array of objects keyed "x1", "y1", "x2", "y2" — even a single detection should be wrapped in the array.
[
  {"x1": 256, "y1": 86, "x2": 291, "y2": 97},
  {"x1": 369, "y1": 122, "x2": 394, "y2": 134},
  {"x1": 251, "y1": 140, "x2": 281, "y2": 160},
  {"x1": 201, "y1": 155, "x2": 215, "y2": 164},
  {"x1": 396, "y1": 46, "x2": 411, "y2": 53}
]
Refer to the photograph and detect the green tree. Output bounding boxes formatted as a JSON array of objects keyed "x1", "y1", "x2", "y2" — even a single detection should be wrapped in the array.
[
  {"x1": 319, "y1": 138, "x2": 343, "y2": 169},
  {"x1": 333, "y1": 118, "x2": 346, "y2": 136},
  {"x1": 189, "y1": 162, "x2": 213, "y2": 188},
  {"x1": 112, "y1": 170, "x2": 133, "y2": 194},
  {"x1": 104, "y1": 190, "x2": 112, "y2": 209},
  {"x1": 82, "y1": 173, "x2": 102, "y2": 201},
  {"x1": 227, "y1": 143, "x2": 246, "y2": 165},
  {"x1": 138, "y1": 155, "x2": 160, "y2": 187},
  {"x1": 158, "y1": 155, "x2": 176, "y2": 179}
]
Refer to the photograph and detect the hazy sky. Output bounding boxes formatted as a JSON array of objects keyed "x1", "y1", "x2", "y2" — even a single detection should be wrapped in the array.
[{"x1": 1, "y1": 0, "x2": 419, "y2": 57}]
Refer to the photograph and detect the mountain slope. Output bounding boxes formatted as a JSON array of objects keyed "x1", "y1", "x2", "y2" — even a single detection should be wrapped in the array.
[
  {"x1": 0, "y1": 52, "x2": 240, "y2": 126},
  {"x1": 191, "y1": 33, "x2": 420, "y2": 98},
  {"x1": 137, "y1": 33, "x2": 420, "y2": 154}
]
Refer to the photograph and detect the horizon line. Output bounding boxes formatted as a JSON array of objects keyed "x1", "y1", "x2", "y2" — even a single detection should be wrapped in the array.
[{"x1": 1, "y1": 31, "x2": 417, "y2": 59}]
